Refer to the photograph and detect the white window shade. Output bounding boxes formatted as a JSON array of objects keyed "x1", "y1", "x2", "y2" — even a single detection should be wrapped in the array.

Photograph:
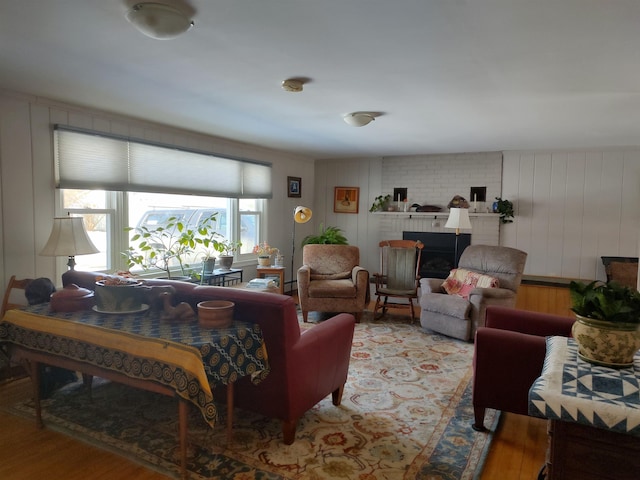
[{"x1": 54, "y1": 126, "x2": 272, "y2": 198}]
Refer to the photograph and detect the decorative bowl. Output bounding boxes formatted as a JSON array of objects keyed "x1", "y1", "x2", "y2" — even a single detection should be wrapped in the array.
[
  {"x1": 50, "y1": 284, "x2": 95, "y2": 312},
  {"x1": 197, "y1": 300, "x2": 234, "y2": 328},
  {"x1": 94, "y1": 279, "x2": 144, "y2": 312}
]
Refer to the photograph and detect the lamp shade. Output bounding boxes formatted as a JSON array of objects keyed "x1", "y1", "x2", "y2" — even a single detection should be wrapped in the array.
[
  {"x1": 445, "y1": 208, "x2": 472, "y2": 230},
  {"x1": 41, "y1": 217, "x2": 99, "y2": 257},
  {"x1": 126, "y1": 2, "x2": 194, "y2": 40},
  {"x1": 294, "y1": 206, "x2": 312, "y2": 223}
]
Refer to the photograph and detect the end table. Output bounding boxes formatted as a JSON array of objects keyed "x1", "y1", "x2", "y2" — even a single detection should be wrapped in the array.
[{"x1": 255, "y1": 266, "x2": 285, "y2": 294}]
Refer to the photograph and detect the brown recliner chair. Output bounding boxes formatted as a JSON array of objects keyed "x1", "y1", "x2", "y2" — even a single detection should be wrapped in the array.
[
  {"x1": 297, "y1": 244, "x2": 369, "y2": 322},
  {"x1": 472, "y1": 305, "x2": 575, "y2": 431}
]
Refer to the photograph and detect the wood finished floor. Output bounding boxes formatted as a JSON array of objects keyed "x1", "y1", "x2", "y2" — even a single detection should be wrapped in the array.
[{"x1": 0, "y1": 299, "x2": 548, "y2": 480}]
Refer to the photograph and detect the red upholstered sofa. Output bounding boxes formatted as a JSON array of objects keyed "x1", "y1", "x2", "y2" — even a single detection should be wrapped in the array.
[
  {"x1": 62, "y1": 270, "x2": 356, "y2": 444},
  {"x1": 472, "y1": 305, "x2": 575, "y2": 431}
]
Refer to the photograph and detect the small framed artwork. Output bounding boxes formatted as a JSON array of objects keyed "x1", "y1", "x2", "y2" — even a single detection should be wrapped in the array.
[
  {"x1": 334, "y1": 187, "x2": 360, "y2": 214},
  {"x1": 287, "y1": 176, "x2": 301, "y2": 198}
]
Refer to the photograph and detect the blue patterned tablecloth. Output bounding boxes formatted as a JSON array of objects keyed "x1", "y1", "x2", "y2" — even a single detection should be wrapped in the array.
[
  {"x1": 0, "y1": 303, "x2": 269, "y2": 427},
  {"x1": 529, "y1": 336, "x2": 640, "y2": 436}
]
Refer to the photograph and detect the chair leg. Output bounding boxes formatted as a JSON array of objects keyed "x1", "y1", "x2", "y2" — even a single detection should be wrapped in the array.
[
  {"x1": 302, "y1": 310, "x2": 309, "y2": 322},
  {"x1": 409, "y1": 298, "x2": 415, "y2": 323},
  {"x1": 354, "y1": 311, "x2": 362, "y2": 323},
  {"x1": 373, "y1": 295, "x2": 383, "y2": 319},
  {"x1": 472, "y1": 405, "x2": 488, "y2": 432},
  {"x1": 332, "y1": 384, "x2": 345, "y2": 405},
  {"x1": 282, "y1": 419, "x2": 297, "y2": 445}
]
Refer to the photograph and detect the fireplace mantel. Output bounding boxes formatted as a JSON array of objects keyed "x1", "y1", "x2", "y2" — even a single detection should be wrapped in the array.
[{"x1": 374, "y1": 212, "x2": 501, "y2": 247}]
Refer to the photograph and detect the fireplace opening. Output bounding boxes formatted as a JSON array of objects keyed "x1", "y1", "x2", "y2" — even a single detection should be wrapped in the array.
[{"x1": 403, "y1": 231, "x2": 471, "y2": 279}]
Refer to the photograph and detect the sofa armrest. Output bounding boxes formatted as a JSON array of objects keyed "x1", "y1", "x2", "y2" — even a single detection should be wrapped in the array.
[
  {"x1": 419, "y1": 278, "x2": 444, "y2": 293},
  {"x1": 473, "y1": 326, "x2": 548, "y2": 417},
  {"x1": 485, "y1": 305, "x2": 575, "y2": 337},
  {"x1": 290, "y1": 313, "x2": 356, "y2": 405},
  {"x1": 469, "y1": 287, "x2": 515, "y2": 301},
  {"x1": 297, "y1": 265, "x2": 311, "y2": 292}
]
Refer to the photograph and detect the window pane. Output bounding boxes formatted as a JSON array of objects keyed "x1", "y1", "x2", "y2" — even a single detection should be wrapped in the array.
[
  {"x1": 62, "y1": 189, "x2": 107, "y2": 209},
  {"x1": 239, "y1": 213, "x2": 259, "y2": 254},
  {"x1": 127, "y1": 192, "x2": 230, "y2": 275},
  {"x1": 72, "y1": 213, "x2": 109, "y2": 272}
]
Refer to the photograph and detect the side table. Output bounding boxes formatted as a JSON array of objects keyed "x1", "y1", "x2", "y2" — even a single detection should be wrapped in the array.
[{"x1": 255, "y1": 266, "x2": 285, "y2": 294}]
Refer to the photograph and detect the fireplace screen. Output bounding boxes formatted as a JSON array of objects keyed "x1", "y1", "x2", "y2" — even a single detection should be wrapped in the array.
[{"x1": 403, "y1": 231, "x2": 471, "y2": 279}]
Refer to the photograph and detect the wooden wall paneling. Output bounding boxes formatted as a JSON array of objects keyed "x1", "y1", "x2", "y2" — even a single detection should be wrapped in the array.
[
  {"x1": 563, "y1": 153, "x2": 587, "y2": 278},
  {"x1": 597, "y1": 152, "x2": 625, "y2": 279},
  {"x1": 579, "y1": 153, "x2": 603, "y2": 279},
  {"x1": 620, "y1": 153, "x2": 640, "y2": 256},
  {"x1": 531, "y1": 154, "x2": 552, "y2": 276},
  {"x1": 30, "y1": 104, "x2": 57, "y2": 279},
  {"x1": 516, "y1": 156, "x2": 535, "y2": 272},
  {"x1": 547, "y1": 155, "x2": 568, "y2": 277},
  {"x1": 0, "y1": 96, "x2": 36, "y2": 283}
]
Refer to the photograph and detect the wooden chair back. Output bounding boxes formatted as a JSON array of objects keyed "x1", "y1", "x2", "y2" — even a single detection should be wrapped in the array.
[{"x1": 1, "y1": 276, "x2": 33, "y2": 317}]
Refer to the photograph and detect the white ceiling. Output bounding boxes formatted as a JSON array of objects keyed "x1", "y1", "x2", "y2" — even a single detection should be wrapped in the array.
[{"x1": 2, "y1": 0, "x2": 640, "y2": 159}]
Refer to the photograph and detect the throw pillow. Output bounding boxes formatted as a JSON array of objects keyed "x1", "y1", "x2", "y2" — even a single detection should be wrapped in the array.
[{"x1": 442, "y1": 268, "x2": 499, "y2": 299}]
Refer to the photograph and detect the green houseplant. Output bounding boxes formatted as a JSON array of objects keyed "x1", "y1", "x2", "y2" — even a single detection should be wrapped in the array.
[
  {"x1": 494, "y1": 197, "x2": 514, "y2": 224},
  {"x1": 301, "y1": 224, "x2": 348, "y2": 246},
  {"x1": 213, "y1": 238, "x2": 242, "y2": 270},
  {"x1": 124, "y1": 216, "x2": 198, "y2": 279},
  {"x1": 569, "y1": 280, "x2": 640, "y2": 367},
  {"x1": 369, "y1": 194, "x2": 392, "y2": 212}
]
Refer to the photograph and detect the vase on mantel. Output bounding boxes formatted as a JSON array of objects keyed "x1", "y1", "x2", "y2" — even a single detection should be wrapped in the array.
[{"x1": 258, "y1": 256, "x2": 271, "y2": 267}]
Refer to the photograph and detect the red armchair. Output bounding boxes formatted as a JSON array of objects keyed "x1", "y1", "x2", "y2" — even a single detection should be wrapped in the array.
[{"x1": 472, "y1": 305, "x2": 575, "y2": 431}]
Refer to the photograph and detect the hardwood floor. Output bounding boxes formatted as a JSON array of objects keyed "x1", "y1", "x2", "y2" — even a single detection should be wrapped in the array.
[{"x1": 0, "y1": 288, "x2": 565, "y2": 479}]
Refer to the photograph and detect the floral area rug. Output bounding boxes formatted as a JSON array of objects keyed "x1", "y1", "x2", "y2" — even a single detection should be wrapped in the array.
[{"x1": 8, "y1": 312, "x2": 498, "y2": 479}]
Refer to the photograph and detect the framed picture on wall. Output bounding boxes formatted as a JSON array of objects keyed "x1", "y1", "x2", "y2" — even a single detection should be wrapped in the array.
[
  {"x1": 334, "y1": 187, "x2": 359, "y2": 214},
  {"x1": 287, "y1": 176, "x2": 301, "y2": 198}
]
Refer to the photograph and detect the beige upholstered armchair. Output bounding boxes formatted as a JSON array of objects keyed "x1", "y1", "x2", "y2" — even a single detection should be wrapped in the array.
[
  {"x1": 419, "y1": 245, "x2": 527, "y2": 341},
  {"x1": 297, "y1": 244, "x2": 369, "y2": 322}
]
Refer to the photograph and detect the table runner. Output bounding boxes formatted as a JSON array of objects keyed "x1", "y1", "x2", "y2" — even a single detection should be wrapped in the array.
[
  {"x1": 529, "y1": 336, "x2": 640, "y2": 436},
  {"x1": 0, "y1": 303, "x2": 269, "y2": 427}
]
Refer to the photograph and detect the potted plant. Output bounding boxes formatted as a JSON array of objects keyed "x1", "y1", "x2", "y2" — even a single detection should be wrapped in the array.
[
  {"x1": 124, "y1": 216, "x2": 197, "y2": 280},
  {"x1": 569, "y1": 280, "x2": 640, "y2": 367},
  {"x1": 301, "y1": 224, "x2": 348, "y2": 245},
  {"x1": 214, "y1": 238, "x2": 242, "y2": 270},
  {"x1": 193, "y1": 213, "x2": 223, "y2": 274},
  {"x1": 369, "y1": 194, "x2": 392, "y2": 212},
  {"x1": 494, "y1": 197, "x2": 514, "y2": 224},
  {"x1": 252, "y1": 242, "x2": 278, "y2": 266}
]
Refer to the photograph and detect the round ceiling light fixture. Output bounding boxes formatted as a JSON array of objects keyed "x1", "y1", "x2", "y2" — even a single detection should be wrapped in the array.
[
  {"x1": 281, "y1": 78, "x2": 305, "y2": 93},
  {"x1": 343, "y1": 112, "x2": 376, "y2": 127},
  {"x1": 126, "y1": 2, "x2": 194, "y2": 40}
]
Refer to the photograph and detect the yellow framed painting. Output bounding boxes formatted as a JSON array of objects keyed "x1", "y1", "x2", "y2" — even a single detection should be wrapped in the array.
[{"x1": 334, "y1": 187, "x2": 359, "y2": 214}]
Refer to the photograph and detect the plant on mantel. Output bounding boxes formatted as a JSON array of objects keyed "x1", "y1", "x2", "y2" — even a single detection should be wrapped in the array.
[{"x1": 494, "y1": 197, "x2": 514, "y2": 224}]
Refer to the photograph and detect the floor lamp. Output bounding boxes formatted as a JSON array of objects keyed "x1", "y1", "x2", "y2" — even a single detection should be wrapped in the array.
[
  {"x1": 444, "y1": 207, "x2": 472, "y2": 268},
  {"x1": 290, "y1": 206, "x2": 312, "y2": 292}
]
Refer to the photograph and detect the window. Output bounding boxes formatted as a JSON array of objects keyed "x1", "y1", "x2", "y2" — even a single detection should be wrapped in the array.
[
  {"x1": 62, "y1": 190, "x2": 264, "y2": 274},
  {"x1": 55, "y1": 125, "x2": 271, "y2": 276}
]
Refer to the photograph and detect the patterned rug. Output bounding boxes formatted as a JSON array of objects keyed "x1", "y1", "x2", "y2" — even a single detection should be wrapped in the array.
[{"x1": 7, "y1": 312, "x2": 498, "y2": 479}]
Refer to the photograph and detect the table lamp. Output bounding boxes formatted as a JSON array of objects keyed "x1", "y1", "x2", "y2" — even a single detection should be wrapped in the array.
[
  {"x1": 291, "y1": 206, "x2": 312, "y2": 291},
  {"x1": 445, "y1": 207, "x2": 472, "y2": 268},
  {"x1": 40, "y1": 216, "x2": 99, "y2": 270}
]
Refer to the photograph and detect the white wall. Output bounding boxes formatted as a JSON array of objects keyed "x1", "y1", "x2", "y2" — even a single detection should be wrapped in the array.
[
  {"x1": 316, "y1": 152, "x2": 640, "y2": 281},
  {"x1": 0, "y1": 89, "x2": 316, "y2": 289},
  {"x1": 502, "y1": 151, "x2": 640, "y2": 281},
  {"x1": 315, "y1": 153, "x2": 504, "y2": 274}
]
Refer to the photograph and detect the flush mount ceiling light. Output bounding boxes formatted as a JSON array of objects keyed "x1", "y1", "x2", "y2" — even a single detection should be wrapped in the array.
[
  {"x1": 281, "y1": 78, "x2": 305, "y2": 93},
  {"x1": 126, "y1": 2, "x2": 194, "y2": 40},
  {"x1": 343, "y1": 112, "x2": 376, "y2": 127}
]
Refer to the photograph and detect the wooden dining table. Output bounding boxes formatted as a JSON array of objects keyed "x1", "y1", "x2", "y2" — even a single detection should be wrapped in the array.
[{"x1": 0, "y1": 303, "x2": 270, "y2": 480}]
